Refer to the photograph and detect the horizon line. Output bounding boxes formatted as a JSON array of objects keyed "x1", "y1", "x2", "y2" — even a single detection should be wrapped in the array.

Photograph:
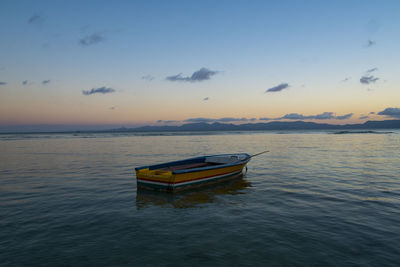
[{"x1": 1, "y1": 119, "x2": 399, "y2": 134}]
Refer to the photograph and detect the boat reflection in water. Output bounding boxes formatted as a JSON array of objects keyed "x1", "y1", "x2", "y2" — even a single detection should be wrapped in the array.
[{"x1": 136, "y1": 175, "x2": 250, "y2": 209}]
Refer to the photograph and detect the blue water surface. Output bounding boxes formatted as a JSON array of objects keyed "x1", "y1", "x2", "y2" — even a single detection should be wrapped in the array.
[{"x1": 1, "y1": 131, "x2": 399, "y2": 266}]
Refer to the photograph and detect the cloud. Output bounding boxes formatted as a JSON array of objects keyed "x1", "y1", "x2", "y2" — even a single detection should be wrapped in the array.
[
  {"x1": 183, "y1": 117, "x2": 253, "y2": 123},
  {"x1": 259, "y1": 117, "x2": 272, "y2": 121},
  {"x1": 166, "y1": 67, "x2": 219, "y2": 82},
  {"x1": 311, "y1": 112, "x2": 353, "y2": 120},
  {"x1": 79, "y1": 33, "x2": 106, "y2": 46},
  {"x1": 366, "y1": 67, "x2": 378, "y2": 73},
  {"x1": 42, "y1": 80, "x2": 50, "y2": 85},
  {"x1": 377, "y1": 107, "x2": 400, "y2": 118},
  {"x1": 82, "y1": 86, "x2": 116, "y2": 95},
  {"x1": 265, "y1": 83, "x2": 289, "y2": 93},
  {"x1": 360, "y1": 68, "x2": 379, "y2": 85},
  {"x1": 166, "y1": 74, "x2": 184, "y2": 81},
  {"x1": 281, "y1": 113, "x2": 308, "y2": 120},
  {"x1": 217, "y1": 117, "x2": 250, "y2": 122},
  {"x1": 366, "y1": 40, "x2": 376, "y2": 47},
  {"x1": 203, "y1": 97, "x2": 209, "y2": 101},
  {"x1": 142, "y1": 75, "x2": 155, "y2": 81},
  {"x1": 157, "y1": 120, "x2": 180, "y2": 124},
  {"x1": 315, "y1": 112, "x2": 336, "y2": 119},
  {"x1": 28, "y1": 14, "x2": 44, "y2": 24},
  {"x1": 341, "y1": 77, "x2": 351, "y2": 82},
  {"x1": 369, "y1": 112, "x2": 375, "y2": 114},
  {"x1": 190, "y1": 68, "x2": 218, "y2": 81},
  {"x1": 22, "y1": 80, "x2": 28, "y2": 85},
  {"x1": 184, "y1": 118, "x2": 217, "y2": 123},
  {"x1": 161, "y1": 113, "x2": 355, "y2": 125},
  {"x1": 360, "y1": 75, "x2": 379, "y2": 84},
  {"x1": 336, "y1": 113, "x2": 353, "y2": 120},
  {"x1": 359, "y1": 115, "x2": 369, "y2": 120},
  {"x1": 274, "y1": 112, "x2": 353, "y2": 120},
  {"x1": 0, "y1": 81, "x2": 7, "y2": 85}
]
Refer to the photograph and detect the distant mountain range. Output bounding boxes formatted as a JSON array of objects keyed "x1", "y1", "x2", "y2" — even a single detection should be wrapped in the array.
[
  {"x1": 110, "y1": 120, "x2": 400, "y2": 132},
  {"x1": 2, "y1": 120, "x2": 399, "y2": 134}
]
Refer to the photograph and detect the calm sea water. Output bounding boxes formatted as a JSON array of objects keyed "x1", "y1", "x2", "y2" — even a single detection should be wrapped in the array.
[{"x1": 1, "y1": 131, "x2": 399, "y2": 266}]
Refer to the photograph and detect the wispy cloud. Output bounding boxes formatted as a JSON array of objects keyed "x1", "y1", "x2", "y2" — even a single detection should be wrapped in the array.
[
  {"x1": 22, "y1": 80, "x2": 28, "y2": 85},
  {"x1": 262, "y1": 112, "x2": 353, "y2": 121},
  {"x1": 42, "y1": 80, "x2": 50, "y2": 85},
  {"x1": 365, "y1": 40, "x2": 376, "y2": 47},
  {"x1": 160, "y1": 112, "x2": 355, "y2": 125},
  {"x1": 341, "y1": 77, "x2": 351, "y2": 82},
  {"x1": 0, "y1": 81, "x2": 7, "y2": 85},
  {"x1": 166, "y1": 68, "x2": 219, "y2": 82},
  {"x1": 311, "y1": 112, "x2": 353, "y2": 120},
  {"x1": 265, "y1": 83, "x2": 289, "y2": 93},
  {"x1": 157, "y1": 120, "x2": 180, "y2": 124},
  {"x1": 166, "y1": 74, "x2": 183, "y2": 82},
  {"x1": 183, "y1": 117, "x2": 256, "y2": 123},
  {"x1": 79, "y1": 33, "x2": 106, "y2": 46},
  {"x1": 190, "y1": 68, "x2": 218, "y2": 82},
  {"x1": 359, "y1": 115, "x2": 369, "y2": 120},
  {"x1": 82, "y1": 86, "x2": 116, "y2": 95},
  {"x1": 218, "y1": 117, "x2": 251, "y2": 122},
  {"x1": 183, "y1": 118, "x2": 217, "y2": 123},
  {"x1": 377, "y1": 107, "x2": 400, "y2": 118},
  {"x1": 28, "y1": 14, "x2": 44, "y2": 24},
  {"x1": 281, "y1": 113, "x2": 308, "y2": 120},
  {"x1": 360, "y1": 76, "x2": 379, "y2": 84},
  {"x1": 203, "y1": 97, "x2": 209, "y2": 101},
  {"x1": 259, "y1": 117, "x2": 272, "y2": 121},
  {"x1": 336, "y1": 113, "x2": 353, "y2": 120},
  {"x1": 366, "y1": 67, "x2": 378, "y2": 73},
  {"x1": 360, "y1": 68, "x2": 379, "y2": 84},
  {"x1": 142, "y1": 75, "x2": 155, "y2": 81}
]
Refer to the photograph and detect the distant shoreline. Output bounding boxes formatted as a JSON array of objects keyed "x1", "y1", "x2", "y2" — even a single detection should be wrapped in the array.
[{"x1": 1, "y1": 119, "x2": 399, "y2": 134}]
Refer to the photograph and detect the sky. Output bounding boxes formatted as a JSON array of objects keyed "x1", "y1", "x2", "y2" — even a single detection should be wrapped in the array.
[{"x1": 0, "y1": 0, "x2": 399, "y2": 131}]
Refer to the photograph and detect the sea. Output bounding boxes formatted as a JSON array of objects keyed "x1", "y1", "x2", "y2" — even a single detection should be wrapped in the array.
[{"x1": 1, "y1": 130, "x2": 399, "y2": 266}]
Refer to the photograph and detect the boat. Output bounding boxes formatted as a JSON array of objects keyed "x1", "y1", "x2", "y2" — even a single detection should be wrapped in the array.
[{"x1": 135, "y1": 153, "x2": 252, "y2": 192}]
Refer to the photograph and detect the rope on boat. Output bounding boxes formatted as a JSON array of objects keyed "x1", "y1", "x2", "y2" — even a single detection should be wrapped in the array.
[{"x1": 250, "y1": 150, "x2": 269, "y2": 158}]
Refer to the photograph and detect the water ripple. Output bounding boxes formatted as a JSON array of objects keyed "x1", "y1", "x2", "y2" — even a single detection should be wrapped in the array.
[{"x1": 1, "y1": 131, "x2": 400, "y2": 266}]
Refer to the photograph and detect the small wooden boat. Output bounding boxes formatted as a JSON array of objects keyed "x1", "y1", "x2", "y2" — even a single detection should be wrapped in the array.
[{"x1": 135, "y1": 153, "x2": 251, "y2": 192}]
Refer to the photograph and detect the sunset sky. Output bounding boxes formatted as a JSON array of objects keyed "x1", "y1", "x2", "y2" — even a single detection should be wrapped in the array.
[{"x1": 1, "y1": 0, "x2": 399, "y2": 131}]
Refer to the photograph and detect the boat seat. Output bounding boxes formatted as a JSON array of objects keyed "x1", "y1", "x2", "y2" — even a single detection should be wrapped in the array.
[
  {"x1": 205, "y1": 155, "x2": 242, "y2": 164},
  {"x1": 159, "y1": 162, "x2": 210, "y2": 171}
]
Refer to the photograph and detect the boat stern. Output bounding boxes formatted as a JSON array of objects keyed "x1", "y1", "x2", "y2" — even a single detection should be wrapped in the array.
[{"x1": 136, "y1": 168, "x2": 175, "y2": 191}]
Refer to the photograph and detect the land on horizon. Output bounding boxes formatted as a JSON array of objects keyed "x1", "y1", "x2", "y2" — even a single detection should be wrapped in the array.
[{"x1": 1, "y1": 119, "x2": 400, "y2": 134}]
